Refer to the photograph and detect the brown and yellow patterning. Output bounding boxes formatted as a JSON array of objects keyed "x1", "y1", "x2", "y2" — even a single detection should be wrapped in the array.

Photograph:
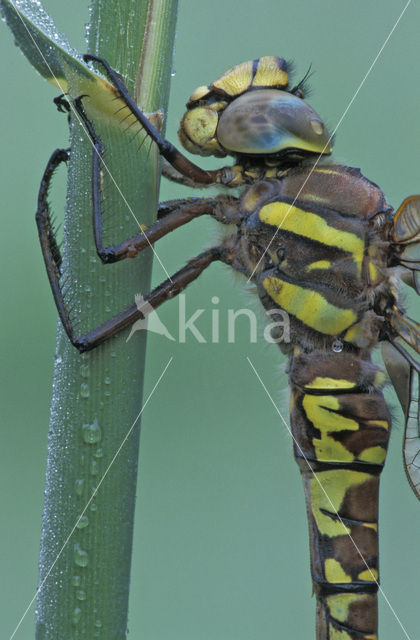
[
  {"x1": 178, "y1": 56, "x2": 331, "y2": 160},
  {"x1": 37, "y1": 53, "x2": 420, "y2": 640},
  {"x1": 290, "y1": 353, "x2": 390, "y2": 640}
]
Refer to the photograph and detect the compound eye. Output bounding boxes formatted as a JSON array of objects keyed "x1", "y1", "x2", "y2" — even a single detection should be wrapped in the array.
[{"x1": 216, "y1": 89, "x2": 331, "y2": 156}]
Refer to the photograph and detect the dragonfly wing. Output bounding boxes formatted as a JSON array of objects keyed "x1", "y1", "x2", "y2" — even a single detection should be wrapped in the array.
[
  {"x1": 391, "y1": 195, "x2": 420, "y2": 276},
  {"x1": 382, "y1": 341, "x2": 410, "y2": 415},
  {"x1": 404, "y1": 364, "x2": 420, "y2": 498},
  {"x1": 399, "y1": 268, "x2": 420, "y2": 294},
  {"x1": 399, "y1": 241, "x2": 420, "y2": 270},
  {"x1": 392, "y1": 195, "x2": 420, "y2": 244},
  {"x1": 382, "y1": 340, "x2": 420, "y2": 499},
  {"x1": 388, "y1": 311, "x2": 420, "y2": 356}
]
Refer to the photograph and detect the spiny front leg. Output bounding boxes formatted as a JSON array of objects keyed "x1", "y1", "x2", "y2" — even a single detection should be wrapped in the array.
[
  {"x1": 35, "y1": 147, "x2": 75, "y2": 342},
  {"x1": 73, "y1": 247, "x2": 224, "y2": 352},
  {"x1": 83, "y1": 54, "x2": 227, "y2": 186},
  {"x1": 73, "y1": 96, "x2": 241, "y2": 263},
  {"x1": 36, "y1": 145, "x2": 242, "y2": 351}
]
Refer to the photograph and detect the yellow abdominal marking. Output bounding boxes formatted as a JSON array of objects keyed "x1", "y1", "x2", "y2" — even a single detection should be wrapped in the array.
[
  {"x1": 358, "y1": 446, "x2": 387, "y2": 464},
  {"x1": 259, "y1": 202, "x2": 364, "y2": 272},
  {"x1": 309, "y1": 470, "x2": 370, "y2": 536},
  {"x1": 327, "y1": 593, "x2": 372, "y2": 623},
  {"x1": 366, "y1": 419, "x2": 389, "y2": 430},
  {"x1": 328, "y1": 626, "x2": 353, "y2": 640},
  {"x1": 303, "y1": 394, "x2": 358, "y2": 462},
  {"x1": 358, "y1": 568, "x2": 378, "y2": 581},
  {"x1": 325, "y1": 558, "x2": 352, "y2": 583},
  {"x1": 263, "y1": 277, "x2": 357, "y2": 334}
]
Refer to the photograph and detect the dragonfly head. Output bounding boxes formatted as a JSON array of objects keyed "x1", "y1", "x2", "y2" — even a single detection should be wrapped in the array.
[{"x1": 178, "y1": 56, "x2": 332, "y2": 166}]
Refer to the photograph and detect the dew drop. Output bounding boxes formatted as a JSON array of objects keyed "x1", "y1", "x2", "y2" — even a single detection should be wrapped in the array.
[
  {"x1": 74, "y1": 542, "x2": 88, "y2": 567},
  {"x1": 90, "y1": 460, "x2": 99, "y2": 476},
  {"x1": 72, "y1": 575, "x2": 81, "y2": 587},
  {"x1": 72, "y1": 607, "x2": 82, "y2": 625},
  {"x1": 95, "y1": 619, "x2": 102, "y2": 628},
  {"x1": 80, "y1": 383, "x2": 90, "y2": 399},
  {"x1": 104, "y1": 376, "x2": 111, "y2": 385},
  {"x1": 90, "y1": 502, "x2": 97, "y2": 512},
  {"x1": 332, "y1": 339, "x2": 343, "y2": 353},
  {"x1": 75, "y1": 479, "x2": 84, "y2": 497},
  {"x1": 76, "y1": 514, "x2": 89, "y2": 529},
  {"x1": 76, "y1": 589, "x2": 87, "y2": 601},
  {"x1": 80, "y1": 364, "x2": 90, "y2": 379},
  {"x1": 94, "y1": 447, "x2": 103, "y2": 458},
  {"x1": 82, "y1": 418, "x2": 102, "y2": 444}
]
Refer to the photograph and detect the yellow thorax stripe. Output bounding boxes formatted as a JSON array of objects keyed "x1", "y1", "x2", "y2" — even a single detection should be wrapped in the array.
[
  {"x1": 263, "y1": 276, "x2": 357, "y2": 334},
  {"x1": 306, "y1": 260, "x2": 331, "y2": 271},
  {"x1": 259, "y1": 202, "x2": 364, "y2": 272},
  {"x1": 306, "y1": 376, "x2": 356, "y2": 390}
]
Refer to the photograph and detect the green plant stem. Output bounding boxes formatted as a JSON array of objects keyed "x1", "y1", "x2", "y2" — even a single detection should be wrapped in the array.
[{"x1": 36, "y1": 1, "x2": 178, "y2": 638}]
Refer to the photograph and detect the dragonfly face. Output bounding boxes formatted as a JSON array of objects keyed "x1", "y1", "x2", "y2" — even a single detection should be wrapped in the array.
[
  {"x1": 36, "y1": 53, "x2": 420, "y2": 640},
  {"x1": 178, "y1": 56, "x2": 332, "y2": 167}
]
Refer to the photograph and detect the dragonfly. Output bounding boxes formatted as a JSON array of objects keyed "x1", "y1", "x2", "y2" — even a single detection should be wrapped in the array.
[{"x1": 36, "y1": 54, "x2": 420, "y2": 640}]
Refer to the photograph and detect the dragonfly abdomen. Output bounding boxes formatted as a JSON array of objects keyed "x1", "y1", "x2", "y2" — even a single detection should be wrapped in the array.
[{"x1": 290, "y1": 351, "x2": 391, "y2": 640}]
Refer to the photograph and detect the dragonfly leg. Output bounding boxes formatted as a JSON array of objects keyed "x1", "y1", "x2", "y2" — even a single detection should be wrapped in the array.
[
  {"x1": 50, "y1": 241, "x2": 222, "y2": 352},
  {"x1": 73, "y1": 246, "x2": 225, "y2": 351},
  {"x1": 36, "y1": 146, "x2": 74, "y2": 343},
  {"x1": 36, "y1": 145, "x2": 241, "y2": 351},
  {"x1": 83, "y1": 54, "x2": 230, "y2": 186},
  {"x1": 73, "y1": 96, "x2": 240, "y2": 263}
]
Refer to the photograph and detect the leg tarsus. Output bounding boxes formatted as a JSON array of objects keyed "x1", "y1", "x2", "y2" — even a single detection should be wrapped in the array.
[
  {"x1": 73, "y1": 94, "x2": 242, "y2": 266},
  {"x1": 36, "y1": 148, "x2": 225, "y2": 353},
  {"x1": 36, "y1": 147, "x2": 70, "y2": 271},
  {"x1": 36, "y1": 147, "x2": 82, "y2": 348},
  {"x1": 70, "y1": 246, "x2": 223, "y2": 352},
  {"x1": 83, "y1": 53, "x2": 224, "y2": 186}
]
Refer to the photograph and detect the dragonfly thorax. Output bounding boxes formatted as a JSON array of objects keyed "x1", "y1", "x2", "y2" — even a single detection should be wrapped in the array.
[{"x1": 231, "y1": 164, "x2": 394, "y2": 353}]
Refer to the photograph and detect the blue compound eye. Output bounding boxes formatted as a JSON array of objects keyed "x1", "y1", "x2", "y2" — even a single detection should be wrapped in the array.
[{"x1": 216, "y1": 88, "x2": 332, "y2": 156}]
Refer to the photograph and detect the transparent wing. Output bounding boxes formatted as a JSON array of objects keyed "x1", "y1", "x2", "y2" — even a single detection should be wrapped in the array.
[
  {"x1": 382, "y1": 195, "x2": 420, "y2": 498},
  {"x1": 382, "y1": 340, "x2": 420, "y2": 499},
  {"x1": 391, "y1": 195, "x2": 420, "y2": 274}
]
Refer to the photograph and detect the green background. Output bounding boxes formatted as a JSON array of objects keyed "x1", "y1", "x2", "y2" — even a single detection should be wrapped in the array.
[{"x1": 1, "y1": 1, "x2": 419, "y2": 638}]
